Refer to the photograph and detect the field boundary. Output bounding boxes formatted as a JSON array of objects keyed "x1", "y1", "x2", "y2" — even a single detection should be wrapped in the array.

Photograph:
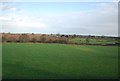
[{"x1": 1, "y1": 42, "x2": 119, "y2": 46}]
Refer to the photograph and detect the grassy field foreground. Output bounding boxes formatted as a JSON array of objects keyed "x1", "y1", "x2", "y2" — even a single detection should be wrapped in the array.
[{"x1": 2, "y1": 43, "x2": 118, "y2": 79}]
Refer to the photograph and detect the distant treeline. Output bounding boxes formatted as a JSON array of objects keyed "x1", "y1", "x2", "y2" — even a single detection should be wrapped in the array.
[
  {"x1": 1, "y1": 33, "x2": 70, "y2": 43},
  {"x1": 1, "y1": 33, "x2": 120, "y2": 45}
]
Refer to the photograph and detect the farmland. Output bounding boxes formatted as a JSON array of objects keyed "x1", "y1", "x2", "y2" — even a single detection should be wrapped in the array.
[
  {"x1": 2, "y1": 43, "x2": 118, "y2": 79},
  {"x1": 69, "y1": 38, "x2": 118, "y2": 45}
]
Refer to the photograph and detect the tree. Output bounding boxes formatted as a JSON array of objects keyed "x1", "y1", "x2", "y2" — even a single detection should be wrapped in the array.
[
  {"x1": 72, "y1": 34, "x2": 77, "y2": 38},
  {"x1": 65, "y1": 35, "x2": 69, "y2": 38},
  {"x1": 19, "y1": 34, "x2": 30, "y2": 42},
  {"x1": 60, "y1": 35, "x2": 65, "y2": 37},
  {"x1": 32, "y1": 33, "x2": 34, "y2": 35},
  {"x1": 41, "y1": 34, "x2": 46, "y2": 37}
]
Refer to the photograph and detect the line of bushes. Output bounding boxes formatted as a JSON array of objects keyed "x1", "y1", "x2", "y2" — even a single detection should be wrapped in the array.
[
  {"x1": 1, "y1": 34, "x2": 120, "y2": 45},
  {"x1": 2, "y1": 34, "x2": 69, "y2": 44},
  {"x1": 2, "y1": 39, "x2": 68, "y2": 44}
]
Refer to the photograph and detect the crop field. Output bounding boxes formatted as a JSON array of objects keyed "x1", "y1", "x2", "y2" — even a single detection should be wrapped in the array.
[{"x1": 2, "y1": 43, "x2": 118, "y2": 79}]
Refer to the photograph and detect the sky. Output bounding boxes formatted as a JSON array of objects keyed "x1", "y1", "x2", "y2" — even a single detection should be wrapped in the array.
[{"x1": 0, "y1": 2, "x2": 118, "y2": 36}]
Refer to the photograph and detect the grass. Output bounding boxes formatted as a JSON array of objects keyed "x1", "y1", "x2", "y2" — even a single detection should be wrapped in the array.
[{"x1": 2, "y1": 43, "x2": 118, "y2": 79}]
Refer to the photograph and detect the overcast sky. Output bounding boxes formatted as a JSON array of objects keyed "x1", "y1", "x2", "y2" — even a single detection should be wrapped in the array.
[{"x1": 0, "y1": 2, "x2": 118, "y2": 36}]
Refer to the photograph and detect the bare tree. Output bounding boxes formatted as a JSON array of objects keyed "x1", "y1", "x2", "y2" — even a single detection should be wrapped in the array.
[{"x1": 19, "y1": 34, "x2": 30, "y2": 42}]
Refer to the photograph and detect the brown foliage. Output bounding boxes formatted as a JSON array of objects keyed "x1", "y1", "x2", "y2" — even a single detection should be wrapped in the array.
[
  {"x1": 1, "y1": 33, "x2": 69, "y2": 43},
  {"x1": 19, "y1": 34, "x2": 30, "y2": 42}
]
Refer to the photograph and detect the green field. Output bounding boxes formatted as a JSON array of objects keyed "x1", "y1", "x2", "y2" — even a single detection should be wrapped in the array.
[
  {"x1": 69, "y1": 38, "x2": 117, "y2": 44},
  {"x1": 2, "y1": 43, "x2": 118, "y2": 79}
]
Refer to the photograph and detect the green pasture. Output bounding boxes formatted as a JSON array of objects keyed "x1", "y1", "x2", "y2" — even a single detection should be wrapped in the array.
[
  {"x1": 2, "y1": 43, "x2": 118, "y2": 79},
  {"x1": 69, "y1": 38, "x2": 117, "y2": 44}
]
